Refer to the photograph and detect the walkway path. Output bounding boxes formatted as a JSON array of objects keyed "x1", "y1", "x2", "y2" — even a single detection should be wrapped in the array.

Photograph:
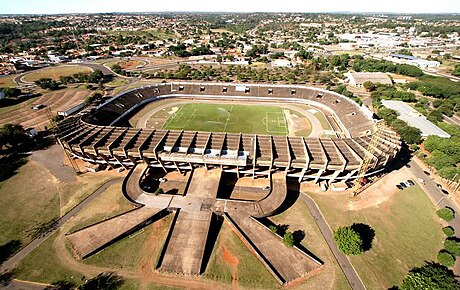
[
  {"x1": 0, "y1": 178, "x2": 122, "y2": 273},
  {"x1": 300, "y1": 194, "x2": 366, "y2": 290}
]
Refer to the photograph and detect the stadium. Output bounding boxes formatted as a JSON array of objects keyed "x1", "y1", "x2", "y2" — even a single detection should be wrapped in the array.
[{"x1": 57, "y1": 82, "x2": 401, "y2": 285}]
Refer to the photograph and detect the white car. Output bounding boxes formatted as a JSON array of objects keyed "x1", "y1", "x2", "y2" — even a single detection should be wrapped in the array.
[{"x1": 159, "y1": 177, "x2": 167, "y2": 183}]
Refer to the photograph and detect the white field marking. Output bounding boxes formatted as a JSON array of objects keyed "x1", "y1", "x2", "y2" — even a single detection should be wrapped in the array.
[
  {"x1": 182, "y1": 108, "x2": 197, "y2": 128},
  {"x1": 163, "y1": 104, "x2": 185, "y2": 128},
  {"x1": 222, "y1": 105, "x2": 234, "y2": 132},
  {"x1": 129, "y1": 228, "x2": 144, "y2": 238},
  {"x1": 266, "y1": 111, "x2": 288, "y2": 134}
]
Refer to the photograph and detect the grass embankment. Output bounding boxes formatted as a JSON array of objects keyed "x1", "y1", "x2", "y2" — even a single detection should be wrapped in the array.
[
  {"x1": 270, "y1": 200, "x2": 350, "y2": 289},
  {"x1": 0, "y1": 159, "x2": 112, "y2": 262},
  {"x1": 204, "y1": 221, "x2": 279, "y2": 289},
  {"x1": 309, "y1": 185, "x2": 444, "y2": 289}
]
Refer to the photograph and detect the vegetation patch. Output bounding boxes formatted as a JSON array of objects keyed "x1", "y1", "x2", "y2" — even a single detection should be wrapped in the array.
[{"x1": 309, "y1": 185, "x2": 444, "y2": 289}]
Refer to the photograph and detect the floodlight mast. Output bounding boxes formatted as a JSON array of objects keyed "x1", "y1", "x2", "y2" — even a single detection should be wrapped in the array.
[{"x1": 352, "y1": 120, "x2": 385, "y2": 196}]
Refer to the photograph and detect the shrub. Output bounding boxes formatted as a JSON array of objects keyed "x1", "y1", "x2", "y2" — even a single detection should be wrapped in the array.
[
  {"x1": 333, "y1": 226, "x2": 363, "y2": 255},
  {"x1": 269, "y1": 225, "x2": 278, "y2": 234},
  {"x1": 437, "y1": 207, "x2": 455, "y2": 221},
  {"x1": 154, "y1": 187, "x2": 164, "y2": 196},
  {"x1": 283, "y1": 232, "x2": 294, "y2": 247},
  {"x1": 437, "y1": 251, "x2": 455, "y2": 267},
  {"x1": 442, "y1": 226, "x2": 455, "y2": 237}
]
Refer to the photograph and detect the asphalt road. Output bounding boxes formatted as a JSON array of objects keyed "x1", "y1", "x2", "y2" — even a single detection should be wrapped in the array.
[
  {"x1": 407, "y1": 158, "x2": 460, "y2": 274},
  {"x1": 300, "y1": 194, "x2": 366, "y2": 290},
  {"x1": 0, "y1": 178, "x2": 122, "y2": 273}
]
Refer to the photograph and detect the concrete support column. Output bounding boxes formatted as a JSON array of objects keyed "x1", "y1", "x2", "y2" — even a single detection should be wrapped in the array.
[
  {"x1": 298, "y1": 167, "x2": 307, "y2": 183},
  {"x1": 99, "y1": 154, "x2": 116, "y2": 170},
  {"x1": 344, "y1": 169, "x2": 358, "y2": 183},
  {"x1": 328, "y1": 170, "x2": 342, "y2": 185},
  {"x1": 314, "y1": 169, "x2": 324, "y2": 184},
  {"x1": 113, "y1": 155, "x2": 129, "y2": 170}
]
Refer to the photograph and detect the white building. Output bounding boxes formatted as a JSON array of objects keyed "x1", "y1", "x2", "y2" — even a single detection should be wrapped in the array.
[
  {"x1": 389, "y1": 54, "x2": 440, "y2": 68},
  {"x1": 345, "y1": 72, "x2": 392, "y2": 87}
]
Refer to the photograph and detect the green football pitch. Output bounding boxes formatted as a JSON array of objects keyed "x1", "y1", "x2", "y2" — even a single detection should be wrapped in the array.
[{"x1": 163, "y1": 103, "x2": 288, "y2": 135}]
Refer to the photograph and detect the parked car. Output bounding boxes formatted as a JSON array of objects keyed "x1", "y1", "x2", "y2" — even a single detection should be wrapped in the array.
[
  {"x1": 436, "y1": 184, "x2": 442, "y2": 189},
  {"x1": 262, "y1": 186, "x2": 270, "y2": 191},
  {"x1": 423, "y1": 171, "x2": 430, "y2": 176},
  {"x1": 441, "y1": 189, "x2": 450, "y2": 195},
  {"x1": 406, "y1": 180, "x2": 415, "y2": 186},
  {"x1": 396, "y1": 184, "x2": 404, "y2": 190},
  {"x1": 417, "y1": 178, "x2": 425, "y2": 184},
  {"x1": 399, "y1": 182, "x2": 408, "y2": 188},
  {"x1": 159, "y1": 177, "x2": 167, "y2": 183}
]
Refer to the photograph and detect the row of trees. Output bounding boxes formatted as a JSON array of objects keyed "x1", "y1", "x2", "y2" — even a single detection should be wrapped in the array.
[
  {"x1": 352, "y1": 57, "x2": 424, "y2": 77},
  {"x1": 148, "y1": 64, "x2": 335, "y2": 85},
  {"x1": 35, "y1": 70, "x2": 104, "y2": 90},
  {"x1": 377, "y1": 107, "x2": 422, "y2": 144},
  {"x1": 422, "y1": 123, "x2": 460, "y2": 180}
]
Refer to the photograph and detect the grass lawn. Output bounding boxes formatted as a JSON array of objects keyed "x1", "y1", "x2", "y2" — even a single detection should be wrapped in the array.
[
  {"x1": 163, "y1": 103, "x2": 289, "y2": 135},
  {"x1": 308, "y1": 185, "x2": 444, "y2": 289},
  {"x1": 204, "y1": 221, "x2": 279, "y2": 289},
  {"x1": 270, "y1": 199, "x2": 350, "y2": 289},
  {"x1": 0, "y1": 74, "x2": 17, "y2": 87},
  {"x1": 23, "y1": 66, "x2": 92, "y2": 82},
  {"x1": 0, "y1": 160, "x2": 60, "y2": 249},
  {"x1": 14, "y1": 231, "x2": 84, "y2": 285},
  {"x1": 105, "y1": 78, "x2": 129, "y2": 87},
  {"x1": 0, "y1": 158, "x2": 114, "y2": 260}
]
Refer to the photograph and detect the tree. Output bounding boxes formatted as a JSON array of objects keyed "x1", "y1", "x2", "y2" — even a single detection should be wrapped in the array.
[
  {"x1": 80, "y1": 272, "x2": 124, "y2": 290},
  {"x1": 283, "y1": 232, "x2": 294, "y2": 247},
  {"x1": 442, "y1": 226, "x2": 455, "y2": 237},
  {"x1": 0, "y1": 87, "x2": 21, "y2": 98},
  {"x1": 333, "y1": 226, "x2": 363, "y2": 255},
  {"x1": 363, "y1": 81, "x2": 376, "y2": 92},
  {"x1": 400, "y1": 262, "x2": 459, "y2": 289},
  {"x1": 437, "y1": 207, "x2": 455, "y2": 221},
  {"x1": 34, "y1": 78, "x2": 60, "y2": 90},
  {"x1": 0, "y1": 123, "x2": 32, "y2": 151},
  {"x1": 84, "y1": 92, "x2": 102, "y2": 104},
  {"x1": 437, "y1": 251, "x2": 455, "y2": 267},
  {"x1": 444, "y1": 239, "x2": 460, "y2": 256}
]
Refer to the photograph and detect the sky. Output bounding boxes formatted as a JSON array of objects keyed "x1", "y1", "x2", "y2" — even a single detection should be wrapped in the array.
[{"x1": 1, "y1": 0, "x2": 460, "y2": 14}]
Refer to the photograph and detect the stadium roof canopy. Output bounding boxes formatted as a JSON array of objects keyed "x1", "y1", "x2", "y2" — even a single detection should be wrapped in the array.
[{"x1": 381, "y1": 100, "x2": 451, "y2": 138}]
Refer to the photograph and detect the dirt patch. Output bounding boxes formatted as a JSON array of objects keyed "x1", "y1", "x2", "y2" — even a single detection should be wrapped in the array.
[
  {"x1": 284, "y1": 109, "x2": 312, "y2": 137},
  {"x1": 119, "y1": 60, "x2": 143, "y2": 70},
  {"x1": 167, "y1": 107, "x2": 179, "y2": 115},
  {"x1": 222, "y1": 247, "x2": 239, "y2": 289}
]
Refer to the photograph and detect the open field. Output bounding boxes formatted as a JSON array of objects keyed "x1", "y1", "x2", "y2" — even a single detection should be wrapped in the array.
[
  {"x1": 0, "y1": 88, "x2": 92, "y2": 129},
  {"x1": 0, "y1": 74, "x2": 17, "y2": 87},
  {"x1": 204, "y1": 221, "x2": 280, "y2": 289},
  {"x1": 162, "y1": 103, "x2": 289, "y2": 135},
  {"x1": 14, "y1": 231, "x2": 84, "y2": 285},
  {"x1": 0, "y1": 148, "x2": 115, "y2": 263},
  {"x1": 270, "y1": 199, "x2": 350, "y2": 289},
  {"x1": 308, "y1": 185, "x2": 444, "y2": 289},
  {"x1": 22, "y1": 66, "x2": 93, "y2": 83}
]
